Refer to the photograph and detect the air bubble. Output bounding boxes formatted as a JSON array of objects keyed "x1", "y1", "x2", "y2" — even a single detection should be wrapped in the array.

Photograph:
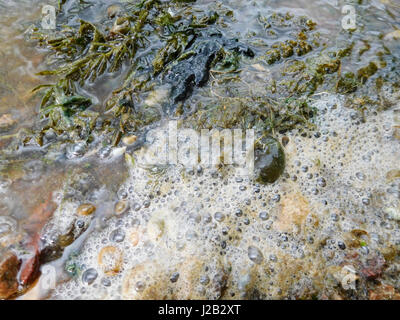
[
  {"x1": 110, "y1": 229, "x2": 125, "y2": 243},
  {"x1": 82, "y1": 268, "x2": 98, "y2": 285},
  {"x1": 248, "y1": 246, "x2": 263, "y2": 264}
]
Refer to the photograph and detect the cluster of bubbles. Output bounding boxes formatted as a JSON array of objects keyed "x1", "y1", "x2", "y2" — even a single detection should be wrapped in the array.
[{"x1": 45, "y1": 93, "x2": 400, "y2": 299}]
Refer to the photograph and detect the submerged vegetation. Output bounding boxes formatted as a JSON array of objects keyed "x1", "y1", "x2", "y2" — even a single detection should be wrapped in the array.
[
  {"x1": 0, "y1": 0, "x2": 395, "y2": 164},
  {"x1": 0, "y1": 0, "x2": 396, "y2": 191},
  {"x1": 1, "y1": 0, "x2": 396, "y2": 195},
  {"x1": 0, "y1": 0, "x2": 398, "y2": 167},
  {"x1": 15, "y1": 0, "x2": 254, "y2": 154}
]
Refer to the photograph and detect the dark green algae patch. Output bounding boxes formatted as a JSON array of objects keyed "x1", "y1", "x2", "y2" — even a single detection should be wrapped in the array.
[{"x1": 1, "y1": 0, "x2": 400, "y2": 185}]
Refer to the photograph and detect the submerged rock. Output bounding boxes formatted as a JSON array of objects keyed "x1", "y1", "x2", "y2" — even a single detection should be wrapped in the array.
[
  {"x1": 107, "y1": 4, "x2": 122, "y2": 19},
  {"x1": 369, "y1": 283, "x2": 400, "y2": 300},
  {"x1": 77, "y1": 203, "x2": 96, "y2": 216},
  {"x1": 0, "y1": 114, "x2": 16, "y2": 132},
  {"x1": 384, "y1": 30, "x2": 400, "y2": 41},
  {"x1": 19, "y1": 249, "x2": 40, "y2": 287},
  {"x1": 163, "y1": 31, "x2": 254, "y2": 105},
  {"x1": 273, "y1": 192, "x2": 310, "y2": 233},
  {"x1": 0, "y1": 251, "x2": 20, "y2": 299},
  {"x1": 254, "y1": 137, "x2": 285, "y2": 184}
]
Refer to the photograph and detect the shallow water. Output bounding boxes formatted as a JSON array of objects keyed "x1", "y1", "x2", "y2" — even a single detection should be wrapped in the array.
[{"x1": 0, "y1": 0, "x2": 399, "y2": 299}]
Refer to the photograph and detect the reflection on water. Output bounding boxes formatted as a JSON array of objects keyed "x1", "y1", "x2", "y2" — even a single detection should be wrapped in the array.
[
  {"x1": 0, "y1": 1, "x2": 48, "y2": 130},
  {"x1": 0, "y1": 1, "x2": 48, "y2": 240}
]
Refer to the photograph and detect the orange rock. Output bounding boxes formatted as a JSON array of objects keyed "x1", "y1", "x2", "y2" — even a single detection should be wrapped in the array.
[
  {"x1": 273, "y1": 192, "x2": 310, "y2": 233},
  {"x1": 19, "y1": 249, "x2": 40, "y2": 286},
  {"x1": 115, "y1": 200, "x2": 129, "y2": 216},
  {"x1": 0, "y1": 251, "x2": 21, "y2": 299},
  {"x1": 369, "y1": 283, "x2": 400, "y2": 300},
  {"x1": 359, "y1": 254, "x2": 385, "y2": 280},
  {"x1": 14, "y1": 194, "x2": 56, "y2": 294}
]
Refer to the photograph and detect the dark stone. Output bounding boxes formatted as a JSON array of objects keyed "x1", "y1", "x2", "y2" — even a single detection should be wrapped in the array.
[
  {"x1": 162, "y1": 31, "x2": 254, "y2": 105},
  {"x1": 254, "y1": 137, "x2": 285, "y2": 184},
  {"x1": 170, "y1": 272, "x2": 180, "y2": 283},
  {"x1": 164, "y1": 40, "x2": 220, "y2": 103}
]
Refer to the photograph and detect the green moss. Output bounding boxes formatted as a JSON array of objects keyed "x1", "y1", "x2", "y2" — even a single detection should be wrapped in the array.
[
  {"x1": 214, "y1": 49, "x2": 241, "y2": 72},
  {"x1": 296, "y1": 40, "x2": 313, "y2": 56},
  {"x1": 264, "y1": 49, "x2": 281, "y2": 64},
  {"x1": 17, "y1": 1, "x2": 398, "y2": 163},
  {"x1": 277, "y1": 51, "x2": 341, "y2": 97},
  {"x1": 155, "y1": 12, "x2": 181, "y2": 27},
  {"x1": 359, "y1": 40, "x2": 371, "y2": 56},
  {"x1": 357, "y1": 62, "x2": 378, "y2": 83},
  {"x1": 337, "y1": 72, "x2": 358, "y2": 94},
  {"x1": 153, "y1": 32, "x2": 191, "y2": 75}
]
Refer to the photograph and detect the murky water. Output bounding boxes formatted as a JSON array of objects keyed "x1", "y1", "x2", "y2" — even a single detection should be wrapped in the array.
[{"x1": 0, "y1": 0, "x2": 399, "y2": 300}]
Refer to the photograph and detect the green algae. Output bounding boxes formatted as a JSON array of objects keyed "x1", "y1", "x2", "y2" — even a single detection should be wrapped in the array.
[{"x1": 0, "y1": 0, "x2": 396, "y2": 164}]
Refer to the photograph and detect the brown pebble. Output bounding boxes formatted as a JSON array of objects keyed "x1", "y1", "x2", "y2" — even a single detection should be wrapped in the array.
[
  {"x1": 282, "y1": 136, "x2": 289, "y2": 147},
  {"x1": 0, "y1": 114, "x2": 16, "y2": 131},
  {"x1": 77, "y1": 204, "x2": 96, "y2": 216},
  {"x1": 0, "y1": 251, "x2": 21, "y2": 299},
  {"x1": 115, "y1": 200, "x2": 129, "y2": 215},
  {"x1": 122, "y1": 135, "x2": 137, "y2": 146},
  {"x1": 129, "y1": 230, "x2": 140, "y2": 247}
]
